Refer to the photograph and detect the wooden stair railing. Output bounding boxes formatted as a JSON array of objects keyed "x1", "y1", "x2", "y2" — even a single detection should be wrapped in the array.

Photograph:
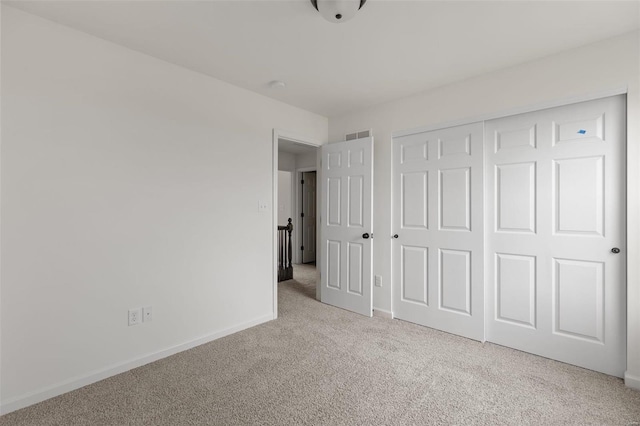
[{"x1": 277, "y1": 218, "x2": 293, "y2": 282}]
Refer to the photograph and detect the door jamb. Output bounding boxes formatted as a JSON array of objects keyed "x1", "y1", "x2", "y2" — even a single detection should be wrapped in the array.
[
  {"x1": 296, "y1": 167, "x2": 317, "y2": 265},
  {"x1": 272, "y1": 129, "x2": 321, "y2": 319}
]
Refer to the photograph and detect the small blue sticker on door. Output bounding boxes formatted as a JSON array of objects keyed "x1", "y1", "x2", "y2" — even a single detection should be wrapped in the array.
[{"x1": 577, "y1": 129, "x2": 587, "y2": 134}]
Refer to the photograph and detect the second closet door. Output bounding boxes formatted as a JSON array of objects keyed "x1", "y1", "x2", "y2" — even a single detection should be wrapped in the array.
[{"x1": 485, "y1": 96, "x2": 626, "y2": 377}]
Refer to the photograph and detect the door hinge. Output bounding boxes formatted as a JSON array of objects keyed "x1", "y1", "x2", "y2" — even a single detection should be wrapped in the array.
[
  {"x1": 301, "y1": 246, "x2": 304, "y2": 251},
  {"x1": 301, "y1": 212, "x2": 305, "y2": 218},
  {"x1": 301, "y1": 179, "x2": 305, "y2": 184}
]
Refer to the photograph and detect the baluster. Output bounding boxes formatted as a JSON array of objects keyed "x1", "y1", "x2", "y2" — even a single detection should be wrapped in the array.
[
  {"x1": 279, "y1": 229, "x2": 284, "y2": 273},
  {"x1": 277, "y1": 219, "x2": 295, "y2": 281},
  {"x1": 283, "y1": 228, "x2": 287, "y2": 272},
  {"x1": 287, "y1": 218, "x2": 293, "y2": 270}
]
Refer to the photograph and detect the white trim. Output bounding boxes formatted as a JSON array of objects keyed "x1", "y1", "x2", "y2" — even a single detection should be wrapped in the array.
[
  {"x1": 624, "y1": 371, "x2": 640, "y2": 390},
  {"x1": 0, "y1": 3, "x2": 4, "y2": 408},
  {"x1": 481, "y1": 120, "x2": 488, "y2": 344},
  {"x1": 272, "y1": 130, "x2": 279, "y2": 319},
  {"x1": 274, "y1": 128, "x2": 321, "y2": 148},
  {"x1": 392, "y1": 86, "x2": 629, "y2": 138},
  {"x1": 0, "y1": 314, "x2": 273, "y2": 415},
  {"x1": 373, "y1": 308, "x2": 393, "y2": 320}
]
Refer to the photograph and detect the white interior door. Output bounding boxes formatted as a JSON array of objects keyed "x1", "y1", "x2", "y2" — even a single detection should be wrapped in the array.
[
  {"x1": 302, "y1": 171, "x2": 317, "y2": 263},
  {"x1": 392, "y1": 123, "x2": 484, "y2": 341},
  {"x1": 485, "y1": 95, "x2": 626, "y2": 377},
  {"x1": 320, "y1": 137, "x2": 373, "y2": 317}
]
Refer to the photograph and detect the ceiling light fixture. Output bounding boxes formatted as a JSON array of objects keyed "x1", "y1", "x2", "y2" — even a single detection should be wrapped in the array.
[
  {"x1": 310, "y1": 0, "x2": 367, "y2": 23},
  {"x1": 269, "y1": 80, "x2": 286, "y2": 89}
]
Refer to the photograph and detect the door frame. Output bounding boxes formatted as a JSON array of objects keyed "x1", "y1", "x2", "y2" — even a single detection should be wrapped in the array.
[
  {"x1": 296, "y1": 167, "x2": 317, "y2": 265},
  {"x1": 272, "y1": 129, "x2": 321, "y2": 319},
  {"x1": 389, "y1": 86, "x2": 638, "y2": 386}
]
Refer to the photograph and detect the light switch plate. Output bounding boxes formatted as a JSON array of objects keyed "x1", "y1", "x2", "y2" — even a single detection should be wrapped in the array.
[{"x1": 142, "y1": 306, "x2": 153, "y2": 322}]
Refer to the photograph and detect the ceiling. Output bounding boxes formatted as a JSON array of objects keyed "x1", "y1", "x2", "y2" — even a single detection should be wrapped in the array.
[{"x1": 8, "y1": 1, "x2": 639, "y2": 117}]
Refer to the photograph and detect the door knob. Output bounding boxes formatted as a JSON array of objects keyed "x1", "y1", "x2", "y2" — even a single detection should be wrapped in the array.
[
  {"x1": 362, "y1": 233, "x2": 370, "y2": 239},
  {"x1": 393, "y1": 234, "x2": 399, "y2": 239},
  {"x1": 611, "y1": 247, "x2": 621, "y2": 254}
]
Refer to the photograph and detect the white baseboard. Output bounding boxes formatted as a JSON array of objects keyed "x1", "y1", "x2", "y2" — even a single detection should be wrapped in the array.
[
  {"x1": 373, "y1": 308, "x2": 393, "y2": 320},
  {"x1": 1, "y1": 314, "x2": 273, "y2": 415},
  {"x1": 625, "y1": 371, "x2": 640, "y2": 390}
]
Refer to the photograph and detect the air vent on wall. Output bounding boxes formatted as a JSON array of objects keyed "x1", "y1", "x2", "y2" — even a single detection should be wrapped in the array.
[{"x1": 346, "y1": 129, "x2": 372, "y2": 141}]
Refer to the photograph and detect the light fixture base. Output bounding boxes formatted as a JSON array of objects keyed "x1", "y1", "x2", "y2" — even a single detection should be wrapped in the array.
[
  {"x1": 310, "y1": 0, "x2": 367, "y2": 23},
  {"x1": 269, "y1": 80, "x2": 287, "y2": 89}
]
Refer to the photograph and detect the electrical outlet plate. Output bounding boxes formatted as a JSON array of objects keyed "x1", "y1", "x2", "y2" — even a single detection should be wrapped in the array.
[
  {"x1": 128, "y1": 308, "x2": 142, "y2": 326},
  {"x1": 142, "y1": 306, "x2": 153, "y2": 322},
  {"x1": 258, "y1": 201, "x2": 268, "y2": 212}
]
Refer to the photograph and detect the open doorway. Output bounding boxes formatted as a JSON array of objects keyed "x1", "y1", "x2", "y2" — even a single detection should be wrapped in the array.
[{"x1": 273, "y1": 132, "x2": 321, "y2": 318}]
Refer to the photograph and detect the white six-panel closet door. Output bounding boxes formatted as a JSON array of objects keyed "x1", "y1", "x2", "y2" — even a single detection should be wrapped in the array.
[
  {"x1": 485, "y1": 96, "x2": 626, "y2": 377},
  {"x1": 392, "y1": 122, "x2": 485, "y2": 341}
]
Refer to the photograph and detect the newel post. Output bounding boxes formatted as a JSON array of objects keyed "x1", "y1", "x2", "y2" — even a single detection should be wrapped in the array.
[{"x1": 287, "y1": 218, "x2": 293, "y2": 269}]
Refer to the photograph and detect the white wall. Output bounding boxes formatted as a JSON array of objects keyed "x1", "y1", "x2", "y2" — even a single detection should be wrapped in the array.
[
  {"x1": 1, "y1": 6, "x2": 327, "y2": 412},
  {"x1": 294, "y1": 151, "x2": 317, "y2": 170},
  {"x1": 329, "y1": 31, "x2": 640, "y2": 386},
  {"x1": 277, "y1": 149, "x2": 316, "y2": 172},
  {"x1": 277, "y1": 151, "x2": 296, "y2": 172},
  {"x1": 277, "y1": 171, "x2": 292, "y2": 226}
]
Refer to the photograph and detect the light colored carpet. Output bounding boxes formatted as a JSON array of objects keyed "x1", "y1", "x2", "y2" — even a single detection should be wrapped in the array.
[{"x1": 2, "y1": 263, "x2": 640, "y2": 425}]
